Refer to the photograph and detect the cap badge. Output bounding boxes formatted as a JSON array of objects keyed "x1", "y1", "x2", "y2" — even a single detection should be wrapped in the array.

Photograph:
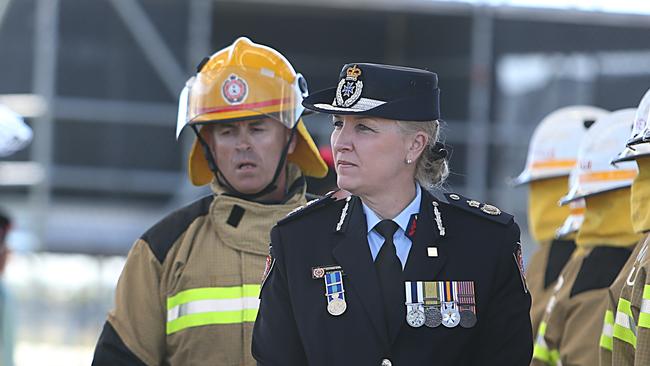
[
  {"x1": 221, "y1": 74, "x2": 248, "y2": 105},
  {"x1": 336, "y1": 65, "x2": 363, "y2": 108}
]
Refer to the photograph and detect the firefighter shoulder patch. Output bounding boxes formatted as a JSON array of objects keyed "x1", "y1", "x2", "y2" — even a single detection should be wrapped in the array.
[{"x1": 513, "y1": 242, "x2": 528, "y2": 293}]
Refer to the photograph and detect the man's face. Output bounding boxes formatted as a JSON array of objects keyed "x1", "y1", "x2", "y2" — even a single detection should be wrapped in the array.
[{"x1": 205, "y1": 118, "x2": 295, "y2": 195}]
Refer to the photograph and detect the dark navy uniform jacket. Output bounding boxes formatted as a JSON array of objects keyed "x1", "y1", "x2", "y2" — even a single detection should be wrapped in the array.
[{"x1": 252, "y1": 189, "x2": 533, "y2": 366}]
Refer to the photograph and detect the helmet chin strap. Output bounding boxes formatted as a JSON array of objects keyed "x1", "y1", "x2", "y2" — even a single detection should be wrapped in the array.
[{"x1": 192, "y1": 125, "x2": 297, "y2": 201}]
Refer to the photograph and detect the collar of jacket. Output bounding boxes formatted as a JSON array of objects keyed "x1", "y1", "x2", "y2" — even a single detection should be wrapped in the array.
[
  {"x1": 209, "y1": 163, "x2": 307, "y2": 255},
  {"x1": 576, "y1": 188, "x2": 642, "y2": 248},
  {"x1": 631, "y1": 157, "x2": 650, "y2": 234},
  {"x1": 528, "y1": 176, "x2": 571, "y2": 243}
]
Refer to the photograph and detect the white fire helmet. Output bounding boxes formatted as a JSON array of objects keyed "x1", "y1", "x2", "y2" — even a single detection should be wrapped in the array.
[
  {"x1": 0, "y1": 104, "x2": 32, "y2": 157},
  {"x1": 559, "y1": 108, "x2": 638, "y2": 205},
  {"x1": 511, "y1": 105, "x2": 608, "y2": 186},
  {"x1": 612, "y1": 88, "x2": 650, "y2": 163}
]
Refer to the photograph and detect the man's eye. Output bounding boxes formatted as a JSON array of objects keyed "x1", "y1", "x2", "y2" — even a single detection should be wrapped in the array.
[{"x1": 332, "y1": 120, "x2": 343, "y2": 128}]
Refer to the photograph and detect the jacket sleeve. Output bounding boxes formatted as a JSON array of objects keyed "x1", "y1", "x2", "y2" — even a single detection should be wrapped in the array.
[
  {"x1": 92, "y1": 240, "x2": 166, "y2": 366},
  {"x1": 252, "y1": 225, "x2": 308, "y2": 365},
  {"x1": 473, "y1": 222, "x2": 533, "y2": 365},
  {"x1": 634, "y1": 274, "x2": 650, "y2": 366}
]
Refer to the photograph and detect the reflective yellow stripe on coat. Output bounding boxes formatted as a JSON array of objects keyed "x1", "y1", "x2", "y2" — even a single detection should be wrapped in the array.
[
  {"x1": 613, "y1": 298, "x2": 637, "y2": 348},
  {"x1": 532, "y1": 321, "x2": 551, "y2": 363},
  {"x1": 600, "y1": 310, "x2": 615, "y2": 351},
  {"x1": 166, "y1": 284, "x2": 261, "y2": 334},
  {"x1": 640, "y1": 285, "x2": 650, "y2": 329}
]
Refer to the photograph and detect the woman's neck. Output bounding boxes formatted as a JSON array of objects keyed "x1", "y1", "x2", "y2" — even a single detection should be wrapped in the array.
[{"x1": 360, "y1": 180, "x2": 417, "y2": 220}]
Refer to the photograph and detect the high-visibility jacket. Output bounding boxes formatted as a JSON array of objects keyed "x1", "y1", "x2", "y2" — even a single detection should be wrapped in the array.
[
  {"x1": 527, "y1": 239, "x2": 576, "y2": 340},
  {"x1": 92, "y1": 165, "x2": 308, "y2": 366},
  {"x1": 599, "y1": 238, "x2": 644, "y2": 365},
  {"x1": 612, "y1": 234, "x2": 650, "y2": 365},
  {"x1": 532, "y1": 245, "x2": 632, "y2": 366}
]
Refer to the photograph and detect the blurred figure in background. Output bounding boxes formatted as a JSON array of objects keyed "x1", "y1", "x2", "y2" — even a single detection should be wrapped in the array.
[
  {"x1": 0, "y1": 103, "x2": 32, "y2": 158},
  {"x1": 0, "y1": 211, "x2": 14, "y2": 366},
  {"x1": 609, "y1": 90, "x2": 650, "y2": 365},
  {"x1": 92, "y1": 37, "x2": 327, "y2": 365},
  {"x1": 511, "y1": 106, "x2": 607, "y2": 338},
  {"x1": 0, "y1": 102, "x2": 30, "y2": 366},
  {"x1": 532, "y1": 109, "x2": 641, "y2": 366}
]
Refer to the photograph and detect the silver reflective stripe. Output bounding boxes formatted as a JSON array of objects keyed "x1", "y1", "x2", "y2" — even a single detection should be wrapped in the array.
[
  {"x1": 545, "y1": 295, "x2": 557, "y2": 313},
  {"x1": 616, "y1": 310, "x2": 637, "y2": 337},
  {"x1": 602, "y1": 322, "x2": 614, "y2": 337},
  {"x1": 167, "y1": 297, "x2": 260, "y2": 322},
  {"x1": 641, "y1": 299, "x2": 650, "y2": 315}
]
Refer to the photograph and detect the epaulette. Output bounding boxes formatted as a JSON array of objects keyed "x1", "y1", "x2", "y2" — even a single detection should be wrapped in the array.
[
  {"x1": 278, "y1": 191, "x2": 337, "y2": 225},
  {"x1": 442, "y1": 192, "x2": 513, "y2": 226}
]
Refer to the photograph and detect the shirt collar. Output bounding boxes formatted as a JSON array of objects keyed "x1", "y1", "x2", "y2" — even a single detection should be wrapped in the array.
[{"x1": 363, "y1": 184, "x2": 422, "y2": 233}]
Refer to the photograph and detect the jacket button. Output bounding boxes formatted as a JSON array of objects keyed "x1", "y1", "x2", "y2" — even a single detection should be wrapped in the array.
[{"x1": 381, "y1": 359, "x2": 392, "y2": 366}]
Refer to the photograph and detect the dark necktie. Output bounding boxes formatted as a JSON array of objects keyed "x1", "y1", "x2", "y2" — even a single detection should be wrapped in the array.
[{"x1": 374, "y1": 219, "x2": 404, "y2": 341}]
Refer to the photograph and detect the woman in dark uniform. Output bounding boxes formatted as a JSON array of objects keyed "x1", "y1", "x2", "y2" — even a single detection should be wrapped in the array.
[{"x1": 252, "y1": 63, "x2": 532, "y2": 366}]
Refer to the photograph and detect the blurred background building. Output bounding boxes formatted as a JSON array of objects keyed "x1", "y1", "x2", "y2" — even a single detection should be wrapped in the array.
[{"x1": 1, "y1": 0, "x2": 650, "y2": 364}]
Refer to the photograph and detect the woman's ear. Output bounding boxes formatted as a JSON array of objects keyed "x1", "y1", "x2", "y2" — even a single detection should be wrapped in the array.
[{"x1": 407, "y1": 131, "x2": 428, "y2": 162}]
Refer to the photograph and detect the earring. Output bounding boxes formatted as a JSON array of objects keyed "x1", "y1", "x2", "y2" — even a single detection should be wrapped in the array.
[{"x1": 406, "y1": 159, "x2": 413, "y2": 164}]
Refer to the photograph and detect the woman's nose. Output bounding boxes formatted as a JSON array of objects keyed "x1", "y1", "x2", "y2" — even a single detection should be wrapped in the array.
[{"x1": 332, "y1": 126, "x2": 352, "y2": 152}]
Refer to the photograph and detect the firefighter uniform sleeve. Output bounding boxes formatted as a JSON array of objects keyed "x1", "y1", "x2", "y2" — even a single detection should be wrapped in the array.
[
  {"x1": 93, "y1": 239, "x2": 166, "y2": 366},
  {"x1": 471, "y1": 223, "x2": 533, "y2": 365},
  {"x1": 252, "y1": 226, "x2": 308, "y2": 365},
  {"x1": 634, "y1": 276, "x2": 650, "y2": 365},
  {"x1": 599, "y1": 295, "x2": 616, "y2": 366}
]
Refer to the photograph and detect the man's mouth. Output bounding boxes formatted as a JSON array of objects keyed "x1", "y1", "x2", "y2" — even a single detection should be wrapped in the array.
[{"x1": 237, "y1": 162, "x2": 257, "y2": 170}]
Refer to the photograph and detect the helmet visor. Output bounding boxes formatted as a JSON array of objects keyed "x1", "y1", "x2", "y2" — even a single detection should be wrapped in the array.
[{"x1": 176, "y1": 66, "x2": 306, "y2": 138}]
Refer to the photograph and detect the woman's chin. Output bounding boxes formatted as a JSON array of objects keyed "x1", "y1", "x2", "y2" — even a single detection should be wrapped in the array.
[{"x1": 336, "y1": 178, "x2": 359, "y2": 195}]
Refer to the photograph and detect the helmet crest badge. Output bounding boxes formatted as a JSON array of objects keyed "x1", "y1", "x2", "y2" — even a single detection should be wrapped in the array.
[{"x1": 221, "y1": 74, "x2": 249, "y2": 105}]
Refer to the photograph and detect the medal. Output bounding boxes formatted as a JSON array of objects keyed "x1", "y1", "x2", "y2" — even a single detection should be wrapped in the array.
[
  {"x1": 425, "y1": 306, "x2": 443, "y2": 328},
  {"x1": 460, "y1": 310, "x2": 477, "y2": 328},
  {"x1": 440, "y1": 281, "x2": 460, "y2": 328},
  {"x1": 423, "y1": 281, "x2": 442, "y2": 328},
  {"x1": 327, "y1": 293, "x2": 347, "y2": 316},
  {"x1": 457, "y1": 281, "x2": 478, "y2": 328},
  {"x1": 406, "y1": 306, "x2": 426, "y2": 327},
  {"x1": 404, "y1": 281, "x2": 425, "y2": 328},
  {"x1": 324, "y1": 270, "x2": 347, "y2": 316}
]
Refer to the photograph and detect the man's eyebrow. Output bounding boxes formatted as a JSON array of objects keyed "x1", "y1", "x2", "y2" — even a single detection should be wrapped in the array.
[
  {"x1": 214, "y1": 123, "x2": 234, "y2": 129},
  {"x1": 248, "y1": 121, "x2": 265, "y2": 127}
]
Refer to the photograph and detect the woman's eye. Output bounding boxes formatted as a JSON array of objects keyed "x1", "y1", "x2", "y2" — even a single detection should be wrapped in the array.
[
  {"x1": 357, "y1": 124, "x2": 374, "y2": 132},
  {"x1": 332, "y1": 120, "x2": 343, "y2": 128}
]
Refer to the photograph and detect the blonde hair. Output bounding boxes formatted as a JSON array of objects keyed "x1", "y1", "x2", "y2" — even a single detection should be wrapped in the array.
[{"x1": 396, "y1": 120, "x2": 449, "y2": 189}]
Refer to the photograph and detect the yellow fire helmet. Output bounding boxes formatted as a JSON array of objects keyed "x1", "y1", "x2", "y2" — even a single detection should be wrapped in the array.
[{"x1": 176, "y1": 37, "x2": 328, "y2": 186}]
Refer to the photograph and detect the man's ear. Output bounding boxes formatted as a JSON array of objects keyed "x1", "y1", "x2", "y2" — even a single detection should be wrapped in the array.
[
  {"x1": 287, "y1": 129, "x2": 297, "y2": 154},
  {"x1": 201, "y1": 126, "x2": 215, "y2": 150}
]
